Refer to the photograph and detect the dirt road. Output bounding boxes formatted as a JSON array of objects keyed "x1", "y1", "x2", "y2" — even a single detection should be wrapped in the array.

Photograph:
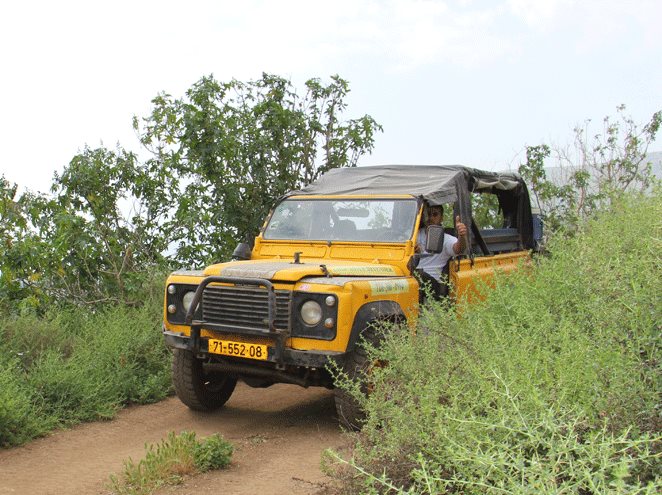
[{"x1": 0, "y1": 383, "x2": 349, "y2": 495}]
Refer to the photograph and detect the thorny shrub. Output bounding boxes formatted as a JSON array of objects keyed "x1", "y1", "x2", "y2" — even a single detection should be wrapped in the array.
[{"x1": 327, "y1": 191, "x2": 661, "y2": 494}]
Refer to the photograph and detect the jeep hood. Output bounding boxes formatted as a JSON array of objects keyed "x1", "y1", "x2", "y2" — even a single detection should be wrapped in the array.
[{"x1": 203, "y1": 259, "x2": 402, "y2": 281}]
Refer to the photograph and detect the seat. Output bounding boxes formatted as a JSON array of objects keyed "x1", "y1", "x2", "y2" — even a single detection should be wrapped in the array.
[{"x1": 333, "y1": 219, "x2": 357, "y2": 239}]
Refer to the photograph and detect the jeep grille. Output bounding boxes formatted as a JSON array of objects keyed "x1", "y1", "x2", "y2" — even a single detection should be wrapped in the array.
[{"x1": 202, "y1": 285, "x2": 291, "y2": 331}]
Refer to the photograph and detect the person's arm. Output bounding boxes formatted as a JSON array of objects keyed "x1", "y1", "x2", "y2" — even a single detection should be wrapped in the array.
[
  {"x1": 414, "y1": 229, "x2": 425, "y2": 253},
  {"x1": 453, "y1": 216, "x2": 467, "y2": 255}
]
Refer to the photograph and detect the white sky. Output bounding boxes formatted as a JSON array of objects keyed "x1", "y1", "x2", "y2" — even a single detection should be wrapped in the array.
[{"x1": 1, "y1": 0, "x2": 660, "y2": 194}]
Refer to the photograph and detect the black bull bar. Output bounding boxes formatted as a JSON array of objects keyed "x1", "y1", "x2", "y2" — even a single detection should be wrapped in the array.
[{"x1": 183, "y1": 276, "x2": 289, "y2": 365}]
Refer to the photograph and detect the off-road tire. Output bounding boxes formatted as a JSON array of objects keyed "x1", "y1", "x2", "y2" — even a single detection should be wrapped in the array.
[
  {"x1": 172, "y1": 349, "x2": 237, "y2": 411},
  {"x1": 334, "y1": 327, "x2": 381, "y2": 431}
]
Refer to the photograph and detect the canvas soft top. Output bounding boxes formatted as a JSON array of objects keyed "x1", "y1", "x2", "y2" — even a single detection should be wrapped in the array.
[
  {"x1": 291, "y1": 165, "x2": 524, "y2": 206},
  {"x1": 289, "y1": 165, "x2": 535, "y2": 250}
]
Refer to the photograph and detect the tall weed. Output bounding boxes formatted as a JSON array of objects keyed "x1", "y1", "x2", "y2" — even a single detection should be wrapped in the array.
[
  {"x1": 0, "y1": 293, "x2": 171, "y2": 446},
  {"x1": 108, "y1": 431, "x2": 233, "y2": 495},
  {"x1": 0, "y1": 357, "x2": 55, "y2": 446},
  {"x1": 329, "y1": 191, "x2": 661, "y2": 494}
]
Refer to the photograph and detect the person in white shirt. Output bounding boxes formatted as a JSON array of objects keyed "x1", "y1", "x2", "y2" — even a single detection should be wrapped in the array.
[{"x1": 415, "y1": 204, "x2": 467, "y2": 299}]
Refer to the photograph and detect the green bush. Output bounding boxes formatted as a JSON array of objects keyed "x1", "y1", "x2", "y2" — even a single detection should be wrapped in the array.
[
  {"x1": 0, "y1": 310, "x2": 76, "y2": 368},
  {"x1": 0, "y1": 357, "x2": 55, "y2": 446},
  {"x1": 329, "y1": 191, "x2": 661, "y2": 494},
  {"x1": 193, "y1": 433, "x2": 234, "y2": 471},
  {"x1": 0, "y1": 295, "x2": 172, "y2": 446},
  {"x1": 109, "y1": 431, "x2": 233, "y2": 495}
]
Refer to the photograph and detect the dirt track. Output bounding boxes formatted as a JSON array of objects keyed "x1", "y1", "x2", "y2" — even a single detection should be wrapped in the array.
[{"x1": 0, "y1": 383, "x2": 349, "y2": 495}]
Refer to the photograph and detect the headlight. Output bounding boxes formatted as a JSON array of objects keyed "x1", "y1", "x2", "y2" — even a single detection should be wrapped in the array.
[
  {"x1": 300, "y1": 300, "x2": 322, "y2": 325},
  {"x1": 182, "y1": 291, "x2": 197, "y2": 312}
]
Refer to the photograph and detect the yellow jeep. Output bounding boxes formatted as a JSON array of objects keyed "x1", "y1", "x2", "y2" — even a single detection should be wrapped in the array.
[{"x1": 162, "y1": 165, "x2": 540, "y2": 428}]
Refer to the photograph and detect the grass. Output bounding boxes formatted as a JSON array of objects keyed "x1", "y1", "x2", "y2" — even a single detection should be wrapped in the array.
[
  {"x1": 328, "y1": 191, "x2": 662, "y2": 494},
  {"x1": 0, "y1": 294, "x2": 172, "y2": 447},
  {"x1": 108, "y1": 431, "x2": 233, "y2": 495}
]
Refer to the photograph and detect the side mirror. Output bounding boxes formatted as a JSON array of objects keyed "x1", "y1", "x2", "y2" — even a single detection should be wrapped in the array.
[
  {"x1": 425, "y1": 225, "x2": 445, "y2": 253},
  {"x1": 231, "y1": 242, "x2": 252, "y2": 261}
]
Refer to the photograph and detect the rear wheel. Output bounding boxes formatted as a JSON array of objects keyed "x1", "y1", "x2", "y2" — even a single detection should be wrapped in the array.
[{"x1": 172, "y1": 349, "x2": 237, "y2": 411}]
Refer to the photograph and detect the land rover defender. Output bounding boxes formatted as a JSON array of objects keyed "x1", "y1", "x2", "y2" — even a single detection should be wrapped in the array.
[{"x1": 162, "y1": 165, "x2": 539, "y2": 428}]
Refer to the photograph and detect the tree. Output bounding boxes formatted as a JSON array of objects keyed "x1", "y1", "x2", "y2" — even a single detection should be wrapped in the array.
[
  {"x1": 0, "y1": 176, "x2": 32, "y2": 306},
  {"x1": 0, "y1": 147, "x2": 172, "y2": 309},
  {"x1": 519, "y1": 105, "x2": 661, "y2": 236},
  {"x1": 1, "y1": 73, "x2": 381, "y2": 309},
  {"x1": 135, "y1": 73, "x2": 382, "y2": 265},
  {"x1": 43, "y1": 146, "x2": 172, "y2": 305}
]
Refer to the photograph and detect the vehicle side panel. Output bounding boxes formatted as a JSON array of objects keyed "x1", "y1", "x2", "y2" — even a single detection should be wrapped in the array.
[{"x1": 450, "y1": 251, "x2": 530, "y2": 303}]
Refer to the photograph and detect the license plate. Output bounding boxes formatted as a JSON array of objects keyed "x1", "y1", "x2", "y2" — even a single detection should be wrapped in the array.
[{"x1": 207, "y1": 338, "x2": 268, "y2": 361}]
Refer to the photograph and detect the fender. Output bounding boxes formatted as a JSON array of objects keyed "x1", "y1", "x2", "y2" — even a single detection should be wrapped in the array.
[{"x1": 346, "y1": 300, "x2": 406, "y2": 353}]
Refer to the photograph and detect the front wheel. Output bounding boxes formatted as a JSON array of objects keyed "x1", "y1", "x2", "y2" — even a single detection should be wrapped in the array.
[
  {"x1": 333, "y1": 328, "x2": 381, "y2": 431},
  {"x1": 172, "y1": 349, "x2": 237, "y2": 411},
  {"x1": 334, "y1": 352, "x2": 368, "y2": 430}
]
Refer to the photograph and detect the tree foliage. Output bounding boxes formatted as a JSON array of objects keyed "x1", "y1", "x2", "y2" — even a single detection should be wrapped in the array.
[
  {"x1": 0, "y1": 74, "x2": 381, "y2": 311},
  {"x1": 519, "y1": 105, "x2": 661, "y2": 236},
  {"x1": 135, "y1": 73, "x2": 382, "y2": 265},
  {"x1": 1, "y1": 147, "x2": 170, "y2": 309},
  {"x1": 471, "y1": 192, "x2": 501, "y2": 229},
  {"x1": 0, "y1": 176, "x2": 32, "y2": 304}
]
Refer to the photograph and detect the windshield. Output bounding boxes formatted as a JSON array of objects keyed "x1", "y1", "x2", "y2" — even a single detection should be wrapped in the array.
[{"x1": 264, "y1": 199, "x2": 418, "y2": 242}]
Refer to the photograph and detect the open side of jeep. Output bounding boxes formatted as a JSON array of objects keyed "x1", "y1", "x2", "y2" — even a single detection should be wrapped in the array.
[{"x1": 162, "y1": 165, "x2": 540, "y2": 428}]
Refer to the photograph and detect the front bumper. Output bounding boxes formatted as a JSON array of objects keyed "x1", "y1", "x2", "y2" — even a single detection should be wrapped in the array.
[
  {"x1": 163, "y1": 330, "x2": 343, "y2": 369},
  {"x1": 166, "y1": 275, "x2": 343, "y2": 370}
]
